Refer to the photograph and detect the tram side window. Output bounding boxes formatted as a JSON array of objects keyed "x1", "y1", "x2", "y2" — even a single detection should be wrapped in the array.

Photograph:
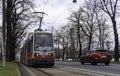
[
  {"x1": 27, "y1": 37, "x2": 33, "y2": 56},
  {"x1": 25, "y1": 45, "x2": 27, "y2": 56},
  {"x1": 27, "y1": 40, "x2": 30, "y2": 56},
  {"x1": 30, "y1": 37, "x2": 33, "y2": 53}
]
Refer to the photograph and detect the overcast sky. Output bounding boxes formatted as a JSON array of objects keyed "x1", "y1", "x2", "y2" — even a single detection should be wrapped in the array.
[{"x1": 33, "y1": 0, "x2": 84, "y2": 30}]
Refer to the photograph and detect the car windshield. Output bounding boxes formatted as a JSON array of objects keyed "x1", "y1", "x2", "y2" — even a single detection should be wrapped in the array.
[{"x1": 95, "y1": 50, "x2": 107, "y2": 54}]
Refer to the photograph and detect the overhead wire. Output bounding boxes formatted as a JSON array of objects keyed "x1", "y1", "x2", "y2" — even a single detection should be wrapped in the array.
[
  {"x1": 40, "y1": 0, "x2": 49, "y2": 27},
  {"x1": 41, "y1": 0, "x2": 49, "y2": 11},
  {"x1": 51, "y1": 2, "x2": 74, "y2": 25},
  {"x1": 38, "y1": 1, "x2": 76, "y2": 28}
]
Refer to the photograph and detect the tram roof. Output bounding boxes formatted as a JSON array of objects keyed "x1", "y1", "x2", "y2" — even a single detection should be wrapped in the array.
[{"x1": 29, "y1": 31, "x2": 52, "y2": 34}]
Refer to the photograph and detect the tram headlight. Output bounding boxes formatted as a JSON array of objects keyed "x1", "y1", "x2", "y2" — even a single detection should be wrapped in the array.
[
  {"x1": 34, "y1": 53, "x2": 39, "y2": 56},
  {"x1": 48, "y1": 53, "x2": 53, "y2": 56}
]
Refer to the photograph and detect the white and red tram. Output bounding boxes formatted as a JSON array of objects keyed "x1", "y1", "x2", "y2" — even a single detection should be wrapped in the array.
[{"x1": 20, "y1": 31, "x2": 54, "y2": 66}]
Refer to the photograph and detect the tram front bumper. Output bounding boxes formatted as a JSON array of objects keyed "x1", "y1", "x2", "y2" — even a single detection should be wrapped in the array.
[{"x1": 32, "y1": 58, "x2": 54, "y2": 65}]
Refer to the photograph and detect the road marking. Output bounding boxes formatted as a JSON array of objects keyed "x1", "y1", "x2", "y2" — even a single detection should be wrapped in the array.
[{"x1": 56, "y1": 65, "x2": 120, "y2": 76}]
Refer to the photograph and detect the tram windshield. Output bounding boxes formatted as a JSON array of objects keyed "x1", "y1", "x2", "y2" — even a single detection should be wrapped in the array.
[{"x1": 34, "y1": 33, "x2": 53, "y2": 51}]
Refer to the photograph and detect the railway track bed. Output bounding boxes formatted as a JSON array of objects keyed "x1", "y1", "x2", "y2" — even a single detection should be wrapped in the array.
[{"x1": 18, "y1": 63, "x2": 117, "y2": 76}]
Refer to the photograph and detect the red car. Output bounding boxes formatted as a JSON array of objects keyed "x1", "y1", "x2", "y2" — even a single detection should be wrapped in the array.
[{"x1": 80, "y1": 50, "x2": 112, "y2": 65}]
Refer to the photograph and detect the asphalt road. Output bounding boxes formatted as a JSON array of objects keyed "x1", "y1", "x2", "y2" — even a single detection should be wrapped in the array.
[
  {"x1": 56, "y1": 61, "x2": 120, "y2": 75},
  {"x1": 18, "y1": 61, "x2": 120, "y2": 76}
]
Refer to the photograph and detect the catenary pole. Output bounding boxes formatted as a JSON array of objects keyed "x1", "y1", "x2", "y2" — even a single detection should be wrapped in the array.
[{"x1": 33, "y1": 12, "x2": 47, "y2": 30}]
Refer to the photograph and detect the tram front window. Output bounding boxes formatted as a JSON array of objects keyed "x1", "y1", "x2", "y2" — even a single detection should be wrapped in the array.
[{"x1": 34, "y1": 33, "x2": 53, "y2": 51}]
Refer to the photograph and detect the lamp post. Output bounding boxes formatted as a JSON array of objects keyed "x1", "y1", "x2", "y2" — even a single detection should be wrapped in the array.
[
  {"x1": 33, "y1": 12, "x2": 47, "y2": 31},
  {"x1": 73, "y1": 0, "x2": 77, "y2": 3}
]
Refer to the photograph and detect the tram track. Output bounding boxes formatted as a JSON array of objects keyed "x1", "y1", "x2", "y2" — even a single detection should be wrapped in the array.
[
  {"x1": 34, "y1": 68, "x2": 53, "y2": 76},
  {"x1": 19, "y1": 63, "x2": 53, "y2": 76},
  {"x1": 19, "y1": 63, "x2": 118, "y2": 76},
  {"x1": 36, "y1": 66, "x2": 95, "y2": 76},
  {"x1": 54, "y1": 66, "x2": 93, "y2": 76},
  {"x1": 55, "y1": 65, "x2": 118, "y2": 76},
  {"x1": 27, "y1": 66, "x2": 53, "y2": 76},
  {"x1": 37, "y1": 65, "x2": 117, "y2": 76}
]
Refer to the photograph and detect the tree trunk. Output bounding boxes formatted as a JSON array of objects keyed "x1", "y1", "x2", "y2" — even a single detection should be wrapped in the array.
[
  {"x1": 57, "y1": 40, "x2": 60, "y2": 61},
  {"x1": 10, "y1": 37, "x2": 15, "y2": 61},
  {"x1": 62, "y1": 47, "x2": 65, "y2": 61},
  {"x1": 77, "y1": 28, "x2": 82, "y2": 60},
  {"x1": 88, "y1": 34, "x2": 92, "y2": 50},
  {"x1": 2, "y1": 0, "x2": 6, "y2": 67},
  {"x1": 111, "y1": 17, "x2": 119, "y2": 62},
  {"x1": 6, "y1": 0, "x2": 13, "y2": 61}
]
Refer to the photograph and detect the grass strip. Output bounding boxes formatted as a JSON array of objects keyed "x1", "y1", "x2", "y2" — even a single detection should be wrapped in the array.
[{"x1": 0, "y1": 61, "x2": 20, "y2": 76}]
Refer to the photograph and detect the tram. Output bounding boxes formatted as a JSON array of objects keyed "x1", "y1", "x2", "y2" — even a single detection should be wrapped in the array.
[{"x1": 20, "y1": 31, "x2": 54, "y2": 66}]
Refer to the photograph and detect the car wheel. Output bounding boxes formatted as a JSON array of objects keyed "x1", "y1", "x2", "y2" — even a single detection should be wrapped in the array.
[
  {"x1": 105, "y1": 62, "x2": 110, "y2": 65},
  {"x1": 90, "y1": 59, "x2": 97, "y2": 65},
  {"x1": 80, "y1": 59, "x2": 85, "y2": 65},
  {"x1": 81, "y1": 61, "x2": 84, "y2": 65}
]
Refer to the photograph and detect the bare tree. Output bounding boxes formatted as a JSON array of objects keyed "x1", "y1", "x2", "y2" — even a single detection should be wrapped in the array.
[
  {"x1": 68, "y1": 27, "x2": 76, "y2": 61},
  {"x1": 99, "y1": 0, "x2": 119, "y2": 62},
  {"x1": 95, "y1": 18, "x2": 111, "y2": 49},
  {"x1": 54, "y1": 30, "x2": 61, "y2": 61},
  {"x1": 80, "y1": 0, "x2": 98, "y2": 50},
  {"x1": 68, "y1": 8, "x2": 85, "y2": 60},
  {"x1": 56, "y1": 26, "x2": 70, "y2": 61},
  {"x1": 93, "y1": 1, "x2": 111, "y2": 50},
  {"x1": 5, "y1": 0, "x2": 34, "y2": 61},
  {"x1": 60, "y1": 25, "x2": 70, "y2": 61},
  {"x1": 66, "y1": 0, "x2": 112, "y2": 60},
  {"x1": 54, "y1": 25, "x2": 77, "y2": 61}
]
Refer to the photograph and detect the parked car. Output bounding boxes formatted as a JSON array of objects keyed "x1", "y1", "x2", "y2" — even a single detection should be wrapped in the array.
[{"x1": 80, "y1": 50, "x2": 112, "y2": 65}]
